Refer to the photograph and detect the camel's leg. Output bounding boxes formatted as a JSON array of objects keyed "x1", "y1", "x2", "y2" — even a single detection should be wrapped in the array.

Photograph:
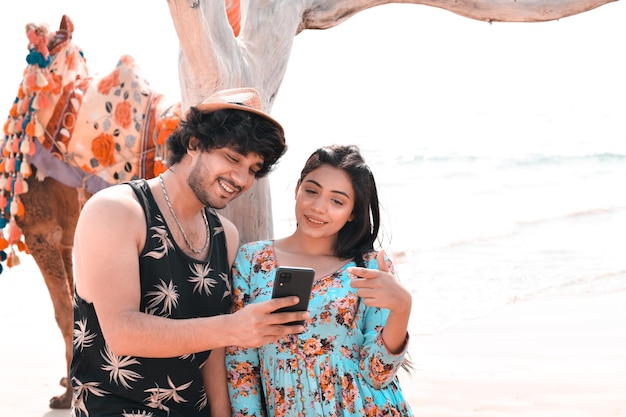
[
  {"x1": 18, "y1": 173, "x2": 81, "y2": 409},
  {"x1": 24, "y1": 232, "x2": 74, "y2": 409},
  {"x1": 58, "y1": 243, "x2": 74, "y2": 390}
]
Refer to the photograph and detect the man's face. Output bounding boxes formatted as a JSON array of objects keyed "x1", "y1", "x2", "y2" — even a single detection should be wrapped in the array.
[{"x1": 188, "y1": 147, "x2": 264, "y2": 209}]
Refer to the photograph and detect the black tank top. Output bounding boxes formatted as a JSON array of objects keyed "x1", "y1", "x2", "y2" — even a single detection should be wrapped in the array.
[{"x1": 70, "y1": 179, "x2": 231, "y2": 416}]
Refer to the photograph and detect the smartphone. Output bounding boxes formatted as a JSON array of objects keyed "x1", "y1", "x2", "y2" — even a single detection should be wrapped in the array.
[{"x1": 271, "y1": 266, "x2": 315, "y2": 325}]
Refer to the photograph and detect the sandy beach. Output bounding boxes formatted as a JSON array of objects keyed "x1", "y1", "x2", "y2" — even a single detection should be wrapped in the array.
[
  {"x1": 1, "y1": 256, "x2": 624, "y2": 416},
  {"x1": 400, "y1": 290, "x2": 626, "y2": 416}
]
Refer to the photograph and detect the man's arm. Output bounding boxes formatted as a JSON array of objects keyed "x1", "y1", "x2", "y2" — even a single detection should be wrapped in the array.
[{"x1": 73, "y1": 184, "x2": 308, "y2": 358}]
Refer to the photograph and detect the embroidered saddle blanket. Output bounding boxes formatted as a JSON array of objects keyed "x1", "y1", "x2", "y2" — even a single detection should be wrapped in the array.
[{"x1": 0, "y1": 15, "x2": 181, "y2": 266}]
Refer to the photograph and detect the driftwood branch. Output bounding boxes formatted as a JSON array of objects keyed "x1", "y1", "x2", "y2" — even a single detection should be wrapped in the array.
[{"x1": 299, "y1": 0, "x2": 618, "y2": 28}]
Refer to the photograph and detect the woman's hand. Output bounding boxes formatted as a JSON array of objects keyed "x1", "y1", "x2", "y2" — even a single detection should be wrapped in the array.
[
  {"x1": 348, "y1": 250, "x2": 412, "y2": 353},
  {"x1": 348, "y1": 250, "x2": 411, "y2": 315}
]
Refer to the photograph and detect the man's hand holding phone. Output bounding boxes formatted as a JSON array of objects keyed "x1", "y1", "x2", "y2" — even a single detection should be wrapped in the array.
[{"x1": 229, "y1": 296, "x2": 309, "y2": 348}]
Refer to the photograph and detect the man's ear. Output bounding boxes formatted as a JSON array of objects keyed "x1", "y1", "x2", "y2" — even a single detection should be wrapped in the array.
[{"x1": 187, "y1": 137, "x2": 200, "y2": 154}]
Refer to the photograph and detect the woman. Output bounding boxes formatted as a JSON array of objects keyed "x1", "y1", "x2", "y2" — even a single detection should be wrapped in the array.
[{"x1": 226, "y1": 144, "x2": 413, "y2": 416}]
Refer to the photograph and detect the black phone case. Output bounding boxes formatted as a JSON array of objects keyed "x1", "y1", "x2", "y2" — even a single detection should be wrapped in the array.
[{"x1": 271, "y1": 266, "x2": 315, "y2": 324}]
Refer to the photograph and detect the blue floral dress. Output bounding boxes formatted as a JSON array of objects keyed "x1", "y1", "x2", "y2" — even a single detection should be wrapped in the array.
[{"x1": 226, "y1": 240, "x2": 413, "y2": 417}]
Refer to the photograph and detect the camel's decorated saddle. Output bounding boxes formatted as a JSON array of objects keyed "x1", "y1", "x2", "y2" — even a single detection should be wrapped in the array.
[{"x1": 0, "y1": 15, "x2": 182, "y2": 271}]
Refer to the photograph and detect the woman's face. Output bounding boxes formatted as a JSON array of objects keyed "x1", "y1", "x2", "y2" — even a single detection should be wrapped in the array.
[{"x1": 295, "y1": 165, "x2": 355, "y2": 239}]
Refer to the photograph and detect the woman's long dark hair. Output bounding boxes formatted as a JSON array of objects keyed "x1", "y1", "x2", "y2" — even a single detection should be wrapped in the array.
[{"x1": 297, "y1": 145, "x2": 380, "y2": 265}]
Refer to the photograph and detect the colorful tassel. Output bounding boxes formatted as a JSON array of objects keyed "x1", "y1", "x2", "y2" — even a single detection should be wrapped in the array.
[
  {"x1": 10, "y1": 199, "x2": 18, "y2": 215},
  {"x1": 35, "y1": 70, "x2": 49, "y2": 89},
  {"x1": 26, "y1": 120, "x2": 35, "y2": 137},
  {"x1": 7, "y1": 119, "x2": 16, "y2": 135},
  {"x1": 19, "y1": 178, "x2": 28, "y2": 194},
  {"x1": 5, "y1": 157, "x2": 15, "y2": 174},
  {"x1": 8, "y1": 219, "x2": 22, "y2": 244},
  {"x1": 7, "y1": 251, "x2": 21, "y2": 268},
  {"x1": 34, "y1": 120, "x2": 45, "y2": 138},
  {"x1": 16, "y1": 240, "x2": 28, "y2": 253},
  {"x1": 10, "y1": 197, "x2": 25, "y2": 217},
  {"x1": 13, "y1": 178, "x2": 25, "y2": 195},
  {"x1": 19, "y1": 97, "x2": 30, "y2": 114},
  {"x1": 20, "y1": 158, "x2": 32, "y2": 177},
  {"x1": 4, "y1": 176, "x2": 13, "y2": 192},
  {"x1": 35, "y1": 92, "x2": 50, "y2": 110},
  {"x1": 9, "y1": 103, "x2": 18, "y2": 119},
  {"x1": 11, "y1": 136, "x2": 20, "y2": 153},
  {"x1": 24, "y1": 71, "x2": 37, "y2": 92},
  {"x1": 3, "y1": 119, "x2": 10, "y2": 136},
  {"x1": 16, "y1": 199, "x2": 25, "y2": 217},
  {"x1": 19, "y1": 138, "x2": 30, "y2": 154},
  {"x1": 30, "y1": 94, "x2": 39, "y2": 110},
  {"x1": 13, "y1": 116, "x2": 23, "y2": 133}
]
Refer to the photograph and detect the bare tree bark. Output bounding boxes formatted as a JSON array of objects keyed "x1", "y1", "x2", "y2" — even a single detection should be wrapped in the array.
[
  {"x1": 167, "y1": 0, "x2": 616, "y2": 243},
  {"x1": 298, "y1": 0, "x2": 618, "y2": 27},
  {"x1": 167, "y1": 0, "x2": 302, "y2": 243}
]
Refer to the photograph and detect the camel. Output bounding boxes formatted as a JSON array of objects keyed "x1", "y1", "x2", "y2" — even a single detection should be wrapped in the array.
[
  {"x1": 2, "y1": 0, "x2": 616, "y2": 410},
  {"x1": 1, "y1": 15, "x2": 181, "y2": 408}
]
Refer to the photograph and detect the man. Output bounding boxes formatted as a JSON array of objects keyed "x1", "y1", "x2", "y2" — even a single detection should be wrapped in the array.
[{"x1": 70, "y1": 88, "x2": 307, "y2": 417}]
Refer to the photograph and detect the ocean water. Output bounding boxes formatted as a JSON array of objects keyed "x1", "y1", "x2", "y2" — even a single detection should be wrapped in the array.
[{"x1": 268, "y1": 3, "x2": 626, "y2": 335}]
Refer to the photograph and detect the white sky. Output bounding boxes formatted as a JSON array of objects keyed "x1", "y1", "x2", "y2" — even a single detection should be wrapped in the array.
[{"x1": 1, "y1": 1, "x2": 624, "y2": 161}]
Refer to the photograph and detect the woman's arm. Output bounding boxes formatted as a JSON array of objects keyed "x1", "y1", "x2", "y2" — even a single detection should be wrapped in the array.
[
  {"x1": 225, "y1": 245, "x2": 270, "y2": 417},
  {"x1": 348, "y1": 250, "x2": 412, "y2": 388},
  {"x1": 349, "y1": 250, "x2": 412, "y2": 352},
  {"x1": 202, "y1": 348, "x2": 230, "y2": 417}
]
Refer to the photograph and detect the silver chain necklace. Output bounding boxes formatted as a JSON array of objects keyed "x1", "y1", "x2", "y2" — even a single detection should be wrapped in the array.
[{"x1": 158, "y1": 174, "x2": 210, "y2": 254}]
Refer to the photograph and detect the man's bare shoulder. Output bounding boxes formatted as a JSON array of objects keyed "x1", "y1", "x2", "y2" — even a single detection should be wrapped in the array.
[
  {"x1": 74, "y1": 182, "x2": 148, "y2": 254},
  {"x1": 83, "y1": 183, "x2": 139, "y2": 210},
  {"x1": 73, "y1": 183, "x2": 147, "y2": 302},
  {"x1": 78, "y1": 183, "x2": 146, "y2": 229}
]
